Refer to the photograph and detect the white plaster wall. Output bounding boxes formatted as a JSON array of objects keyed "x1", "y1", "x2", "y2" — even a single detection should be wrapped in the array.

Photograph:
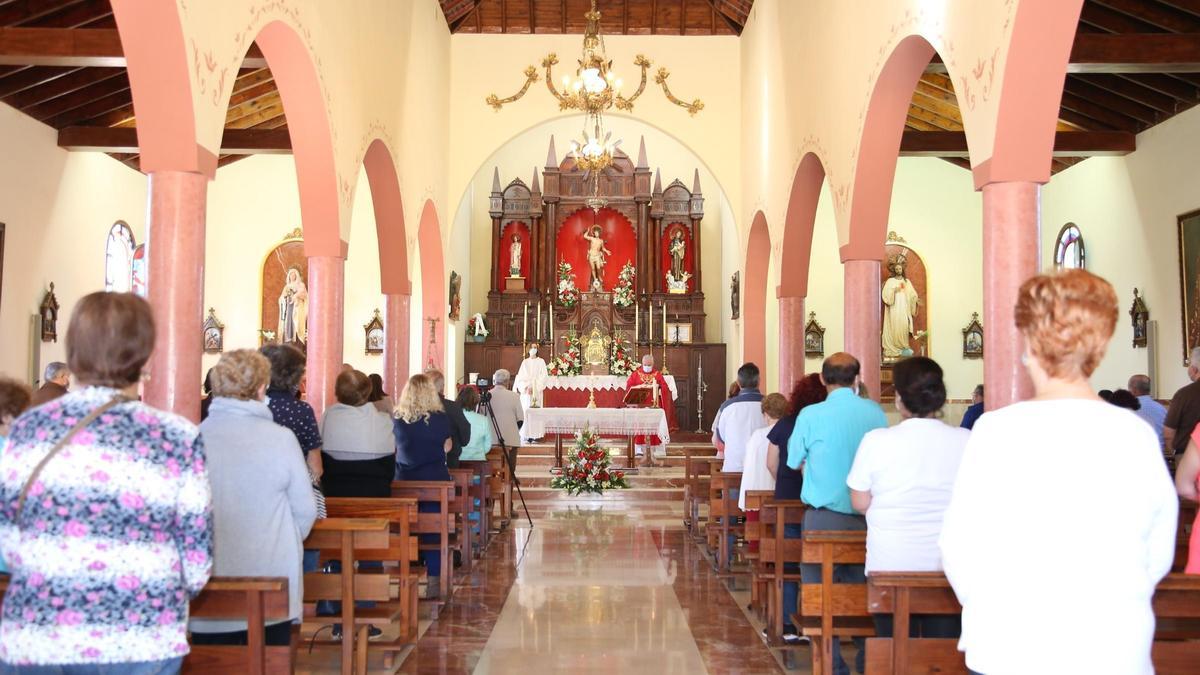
[
  {"x1": 1043, "y1": 104, "x2": 1200, "y2": 399},
  {"x1": 0, "y1": 102, "x2": 147, "y2": 385}
]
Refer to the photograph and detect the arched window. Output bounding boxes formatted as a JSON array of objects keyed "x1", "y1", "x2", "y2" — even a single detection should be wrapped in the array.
[
  {"x1": 1053, "y1": 223, "x2": 1085, "y2": 270},
  {"x1": 130, "y1": 243, "x2": 147, "y2": 297},
  {"x1": 104, "y1": 221, "x2": 135, "y2": 292}
]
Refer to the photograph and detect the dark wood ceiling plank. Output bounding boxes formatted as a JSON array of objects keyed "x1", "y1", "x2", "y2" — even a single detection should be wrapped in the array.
[
  {"x1": 1062, "y1": 76, "x2": 1161, "y2": 124},
  {"x1": 43, "y1": 84, "x2": 132, "y2": 127},
  {"x1": 0, "y1": 65, "x2": 74, "y2": 98},
  {"x1": 905, "y1": 104, "x2": 959, "y2": 131},
  {"x1": 0, "y1": 1, "x2": 85, "y2": 26},
  {"x1": 1154, "y1": 0, "x2": 1200, "y2": 20},
  {"x1": 3, "y1": 65, "x2": 120, "y2": 110},
  {"x1": 1075, "y1": 72, "x2": 1180, "y2": 113},
  {"x1": 1079, "y1": 3, "x2": 1166, "y2": 33},
  {"x1": 1113, "y1": 72, "x2": 1199, "y2": 102},
  {"x1": 1070, "y1": 33, "x2": 1200, "y2": 72},
  {"x1": 59, "y1": 126, "x2": 293, "y2": 154},
  {"x1": 0, "y1": 27, "x2": 267, "y2": 68},
  {"x1": 1059, "y1": 89, "x2": 1142, "y2": 130},
  {"x1": 1091, "y1": 0, "x2": 1200, "y2": 33},
  {"x1": 899, "y1": 130, "x2": 1135, "y2": 157},
  {"x1": 27, "y1": 72, "x2": 128, "y2": 121},
  {"x1": 20, "y1": 0, "x2": 112, "y2": 29}
]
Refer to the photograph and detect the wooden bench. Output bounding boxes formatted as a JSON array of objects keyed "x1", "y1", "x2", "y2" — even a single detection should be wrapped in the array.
[
  {"x1": 390, "y1": 480, "x2": 456, "y2": 600},
  {"x1": 742, "y1": 489, "x2": 775, "y2": 619},
  {"x1": 486, "y1": 446, "x2": 513, "y2": 528},
  {"x1": 796, "y1": 530, "x2": 873, "y2": 675},
  {"x1": 323, "y1": 497, "x2": 421, "y2": 652},
  {"x1": 302, "y1": 517, "x2": 391, "y2": 675},
  {"x1": 683, "y1": 452, "x2": 718, "y2": 537},
  {"x1": 1152, "y1": 573, "x2": 1200, "y2": 674},
  {"x1": 1175, "y1": 499, "x2": 1197, "y2": 572},
  {"x1": 758, "y1": 498, "x2": 807, "y2": 640},
  {"x1": 706, "y1": 471, "x2": 745, "y2": 572},
  {"x1": 460, "y1": 459, "x2": 493, "y2": 551},
  {"x1": 865, "y1": 572, "x2": 965, "y2": 675},
  {"x1": 449, "y1": 469, "x2": 475, "y2": 569}
]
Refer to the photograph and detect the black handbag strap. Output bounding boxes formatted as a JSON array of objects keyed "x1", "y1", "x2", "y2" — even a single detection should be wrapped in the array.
[{"x1": 16, "y1": 395, "x2": 129, "y2": 521}]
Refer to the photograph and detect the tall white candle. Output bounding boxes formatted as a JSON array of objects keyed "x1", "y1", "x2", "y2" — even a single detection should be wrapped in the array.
[
  {"x1": 635, "y1": 302, "x2": 639, "y2": 342},
  {"x1": 649, "y1": 301, "x2": 653, "y2": 343},
  {"x1": 522, "y1": 301, "x2": 528, "y2": 346},
  {"x1": 662, "y1": 301, "x2": 667, "y2": 343},
  {"x1": 536, "y1": 300, "x2": 542, "y2": 340}
]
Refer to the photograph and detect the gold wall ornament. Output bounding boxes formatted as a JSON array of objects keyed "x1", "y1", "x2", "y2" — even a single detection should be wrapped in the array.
[
  {"x1": 614, "y1": 55, "x2": 651, "y2": 111},
  {"x1": 486, "y1": 65, "x2": 540, "y2": 111},
  {"x1": 655, "y1": 67, "x2": 704, "y2": 116}
]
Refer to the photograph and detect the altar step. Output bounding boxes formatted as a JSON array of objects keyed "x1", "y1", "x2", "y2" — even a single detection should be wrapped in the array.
[{"x1": 511, "y1": 442, "x2": 717, "y2": 469}]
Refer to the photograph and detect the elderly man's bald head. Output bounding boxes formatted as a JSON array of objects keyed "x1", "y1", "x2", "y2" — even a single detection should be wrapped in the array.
[{"x1": 821, "y1": 352, "x2": 861, "y2": 388}]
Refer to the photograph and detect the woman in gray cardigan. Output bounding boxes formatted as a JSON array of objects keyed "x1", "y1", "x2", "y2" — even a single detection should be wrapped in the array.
[{"x1": 191, "y1": 349, "x2": 318, "y2": 646}]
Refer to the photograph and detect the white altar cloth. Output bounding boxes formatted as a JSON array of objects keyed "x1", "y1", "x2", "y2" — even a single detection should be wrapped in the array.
[
  {"x1": 520, "y1": 407, "x2": 670, "y2": 444},
  {"x1": 545, "y1": 375, "x2": 677, "y2": 400}
]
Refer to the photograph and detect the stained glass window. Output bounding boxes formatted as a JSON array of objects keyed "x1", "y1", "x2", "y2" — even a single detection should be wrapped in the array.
[
  {"x1": 1054, "y1": 223, "x2": 1085, "y2": 270},
  {"x1": 104, "y1": 221, "x2": 135, "y2": 292},
  {"x1": 130, "y1": 243, "x2": 147, "y2": 297}
]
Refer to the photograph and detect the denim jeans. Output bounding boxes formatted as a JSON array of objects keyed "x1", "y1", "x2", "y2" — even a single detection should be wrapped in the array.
[
  {"x1": 780, "y1": 508, "x2": 867, "y2": 675},
  {"x1": 871, "y1": 612, "x2": 961, "y2": 640},
  {"x1": 0, "y1": 658, "x2": 184, "y2": 675}
]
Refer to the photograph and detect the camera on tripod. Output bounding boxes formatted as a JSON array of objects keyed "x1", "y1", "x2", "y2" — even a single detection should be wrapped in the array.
[{"x1": 475, "y1": 376, "x2": 493, "y2": 404}]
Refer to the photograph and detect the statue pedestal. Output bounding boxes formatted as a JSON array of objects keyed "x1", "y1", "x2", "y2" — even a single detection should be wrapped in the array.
[{"x1": 503, "y1": 276, "x2": 526, "y2": 293}]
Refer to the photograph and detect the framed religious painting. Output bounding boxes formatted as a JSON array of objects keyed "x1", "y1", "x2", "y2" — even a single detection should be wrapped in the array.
[
  {"x1": 1178, "y1": 209, "x2": 1200, "y2": 363},
  {"x1": 804, "y1": 312, "x2": 825, "y2": 358},
  {"x1": 260, "y1": 228, "x2": 307, "y2": 347},
  {"x1": 962, "y1": 313, "x2": 983, "y2": 359},
  {"x1": 364, "y1": 308, "x2": 384, "y2": 355},
  {"x1": 202, "y1": 308, "x2": 225, "y2": 354}
]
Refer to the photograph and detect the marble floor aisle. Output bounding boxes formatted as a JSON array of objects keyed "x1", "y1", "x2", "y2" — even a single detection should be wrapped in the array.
[{"x1": 396, "y1": 499, "x2": 785, "y2": 674}]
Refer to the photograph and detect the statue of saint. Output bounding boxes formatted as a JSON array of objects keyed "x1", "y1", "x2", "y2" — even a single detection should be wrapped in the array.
[
  {"x1": 582, "y1": 225, "x2": 611, "y2": 291},
  {"x1": 668, "y1": 229, "x2": 687, "y2": 279},
  {"x1": 278, "y1": 267, "x2": 309, "y2": 344},
  {"x1": 881, "y1": 253, "x2": 919, "y2": 359},
  {"x1": 509, "y1": 234, "x2": 522, "y2": 277}
]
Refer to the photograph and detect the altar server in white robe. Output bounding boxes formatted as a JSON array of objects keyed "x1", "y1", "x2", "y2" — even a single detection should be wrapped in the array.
[{"x1": 514, "y1": 343, "x2": 549, "y2": 411}]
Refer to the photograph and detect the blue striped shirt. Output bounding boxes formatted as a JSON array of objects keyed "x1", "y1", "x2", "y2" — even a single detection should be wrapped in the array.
[{"x1": 786, "y1": 387, "x2": 887, "y2": 514}]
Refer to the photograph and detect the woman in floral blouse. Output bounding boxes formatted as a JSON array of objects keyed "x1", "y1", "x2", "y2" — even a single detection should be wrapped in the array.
[{"x1": 0, "y1": 292, "x2": 213, "y2": 674}]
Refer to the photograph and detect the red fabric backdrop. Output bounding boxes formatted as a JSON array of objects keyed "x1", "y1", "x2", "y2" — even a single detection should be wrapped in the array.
[
  {"x1": 556, "y1": 207, "x2": 636, "y2": 291},
  {"x1": 498, "y1": 221, "x2": 532, "y2": 290},
  {"x1": 659, "y1": 222, "x2": 696, "y2": 292}
]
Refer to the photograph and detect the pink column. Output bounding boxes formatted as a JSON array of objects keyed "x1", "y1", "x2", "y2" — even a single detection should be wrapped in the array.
[
  {"x1": 305, "y1": 255, "x2": 345, "y2": 421},
  {"x1": 384, "y1": 293, "x2": 411, "y2": 399},
  {"x1": 982, "y1": 181, "x2": 1039, "y2": 410},
  {"x1": 844, "y1": 260, "x2": 882, "y2": 401},
  {"x1": 778, "y1": 296, "x2": 806, "y2": 391},
  {"x1": 144, "y1": 170, "x2": 207, "y2": 421}
]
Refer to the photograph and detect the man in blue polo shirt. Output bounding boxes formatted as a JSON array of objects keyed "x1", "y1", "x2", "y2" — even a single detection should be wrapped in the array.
[{"x1": 781, "y1": 352, "x2": 886, "y2": 672}]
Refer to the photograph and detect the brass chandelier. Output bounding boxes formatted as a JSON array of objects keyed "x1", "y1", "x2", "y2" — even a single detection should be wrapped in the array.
[{"x1": 486, "y1": 0, "x2": 704, "y2": 210}]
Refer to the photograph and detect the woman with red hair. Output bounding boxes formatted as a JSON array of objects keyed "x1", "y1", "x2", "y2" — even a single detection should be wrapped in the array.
[
  {"x1": 940, "y1": 270, "x2": 1177, "y2": 675},
  {"x1": 766, "y1": 372, "x2": 828, "y2": 499}
]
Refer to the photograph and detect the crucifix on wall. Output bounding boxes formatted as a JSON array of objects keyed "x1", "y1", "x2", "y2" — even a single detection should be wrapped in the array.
[{"x1": 426, "y1": 316, "x2": 441, "y2": 370}]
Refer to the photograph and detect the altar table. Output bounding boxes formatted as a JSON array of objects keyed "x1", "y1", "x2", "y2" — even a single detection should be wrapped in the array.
[
  {"x1": 520, "y1": 407, "x2": 669, "y2": 470},
  {"x1": 541, "y1": 375, "x2": 678, "y2": 409}
]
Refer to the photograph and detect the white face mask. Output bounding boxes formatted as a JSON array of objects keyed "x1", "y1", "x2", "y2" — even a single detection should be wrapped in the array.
[
  {"x1": 642, "y1": 364, "x2": 652, "y2": 373},
  {"x1": 529, "y1": 348, "x2": 537, "y2": 357}
]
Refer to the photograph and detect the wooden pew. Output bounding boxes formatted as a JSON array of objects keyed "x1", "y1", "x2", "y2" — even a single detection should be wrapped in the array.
[
  {"x1": 303, "y1": 518, "x2": 390, "y2": 675},
  {"x1": 1152, "y1": 573, "x2": 1200, "y2": 674},
  {"x1": 460, "y1": 459, "x2": 493, "y2": 551},
  {"x1": 759, "y1": 499, "x2": 807, "y2": 642},
  {"x1": 323, "y1": 497, "x2": 421, "y2": 653},
  {"x1": 1175, "y1": 499, "x2": 1196, "y2": 572},
  {"x1": 683, "y1": 451, "x2": 713, "y2": 536},
  {"x1": 864, "y1": 572, "x2": 966, "y2": 675},
  {"x1": 796, "y1": 530, "x2": 873, "y2": 675},
  {"x1": 390, "y1": 480, "x2": 455, "y2": 600},
  {"x1": 185, "y1": 577, "x2": 294, "y2": 675},
  {"x1": 707, "y1": 471, "x2": 745, "y2": 572},
  {"x1": 449, "y1": 469, "x2": 474, "y2": 570},
  {"x1": 742, "y1": 489, "x2": 775, "y2": 619},
  {"x1": 486, "y1": 446, "x2": 512, "y2": 528}
]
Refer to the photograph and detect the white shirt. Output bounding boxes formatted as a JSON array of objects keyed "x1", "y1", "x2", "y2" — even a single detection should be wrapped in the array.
[
  {"x1": 738, "y1": 426, "x2": 776, "y2": 510},
  {"x1": 939, "y1": 400, "x2": 1178, "y2": 675},
  {"x1": 845, "y1": 417, "x2": 967, "y2": 573},
  {"x1": 320, "y1": 402, "x2": 395, "y2": 461},
  {"x1": 716, "y1": 390, "x2": 768, "y2": 472}
]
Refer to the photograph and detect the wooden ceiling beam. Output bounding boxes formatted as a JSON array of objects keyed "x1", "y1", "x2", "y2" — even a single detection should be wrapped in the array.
[
  {"x1": 1059, "y1": 89, "x2": 1142, "y2": 130},
  {"x1": 41, "y1": 83, "x2": 131, "y2": 127},
  {"x1": 0, "y1": 65, "x2": 75, "y2": 99},
  {"x1": 25, "y1": 71, "x2": 128, "y2": 121},
  {"x1": 1074, "y1": 73, "x2": 1180, "y2": 114},
  {"x1": 925, "y1": 34, "x2": 1200, "y2": 74},
  {"x1": 1, "y1": 65, "x2": 119, "y2": 110},
  {"x1": 58, "y1": 126, "x2": 293, "y2": 155},
  {"x1": 1120, "y1": 72, "x2": 1200, "y2": 99},
  {"x1": 899, "y1": 130, "x2": 1135, "y2": 157},
  {"x1": 21, "y1": 0, "x2": 113, "y2": 29},
  {"x1": 1156, "y1": 0, "x2": 1200, "y2": 20},
  {"x1": 704, "y1": 0, "x2": 743, "y2": 35},
  {"x1": 1062, "y1": 76, "x2": 1161, "y2": 124},
  {"x1": 1091, "y1": 0, "x2": 1200, "y2": 33},
  {"x1": 0, "y1": 28, "x2": 268, "y2": 68},
  {"x1": 0, "y1": 1, "x2": 83, "y2": 26},
  {"x1": 1080, "y1": 2, "x2": 1168, "y2": 33}
]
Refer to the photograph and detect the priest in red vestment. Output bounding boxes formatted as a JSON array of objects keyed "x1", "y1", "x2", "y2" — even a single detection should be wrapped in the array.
[{"x1": 625, "y1": 354, "x2": 677, "y2": 467}]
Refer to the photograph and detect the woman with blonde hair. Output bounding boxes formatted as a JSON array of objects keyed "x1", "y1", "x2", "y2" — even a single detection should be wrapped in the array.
[
  {"x1": 393, "y1": 373, "x2": 453, "y2": 594},
  {"x1": 939, "y1": 270, "x2": 1177, "y2": 675},
  {"x1": 193, "y1": 349, "x2": 316, "y2": 647}
]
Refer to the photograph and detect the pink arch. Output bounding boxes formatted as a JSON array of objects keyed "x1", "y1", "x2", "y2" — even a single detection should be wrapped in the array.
[
  {"x1": 362, "y1": 139, "x2": 410, "y2": 294},
  {"x1": 249, "y1": 21, "x2": 342, "y2": 258},
  {"x1": 744, "y1": 212, "x2": 771, "y2": 369},
  {"x1": 975, "y1": 0, "x2": 1086, "y2": 186},
  {"x1": 418, "y1": 200, "x2": 446, "y2": 370},
  {"x1": 109, "y1": 0, "x2": 202, "y2": 173},
  {"x1": 778, "y1": 153, "x2": 828, "y2": 298},
  {"x1": 842, "y1": 35, "x2": 939, "y2": 261}
]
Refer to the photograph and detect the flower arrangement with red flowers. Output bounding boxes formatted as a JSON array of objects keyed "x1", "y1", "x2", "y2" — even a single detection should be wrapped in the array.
[
  {"x1": 557, "y1": 261, "x2": 580, "y2": 308},
  {"x1": 550, "y1": 427, "x2": 629, "y2": 496},
  {"x1": 549, "y1": 329, "x2": 583, "y2": 376},
  {"x1": 612, "y1": 262, "x2": 636, "y2": 308},
  {"x1": 608, "y1": 330, "x2": 635, "y2": 376}
]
